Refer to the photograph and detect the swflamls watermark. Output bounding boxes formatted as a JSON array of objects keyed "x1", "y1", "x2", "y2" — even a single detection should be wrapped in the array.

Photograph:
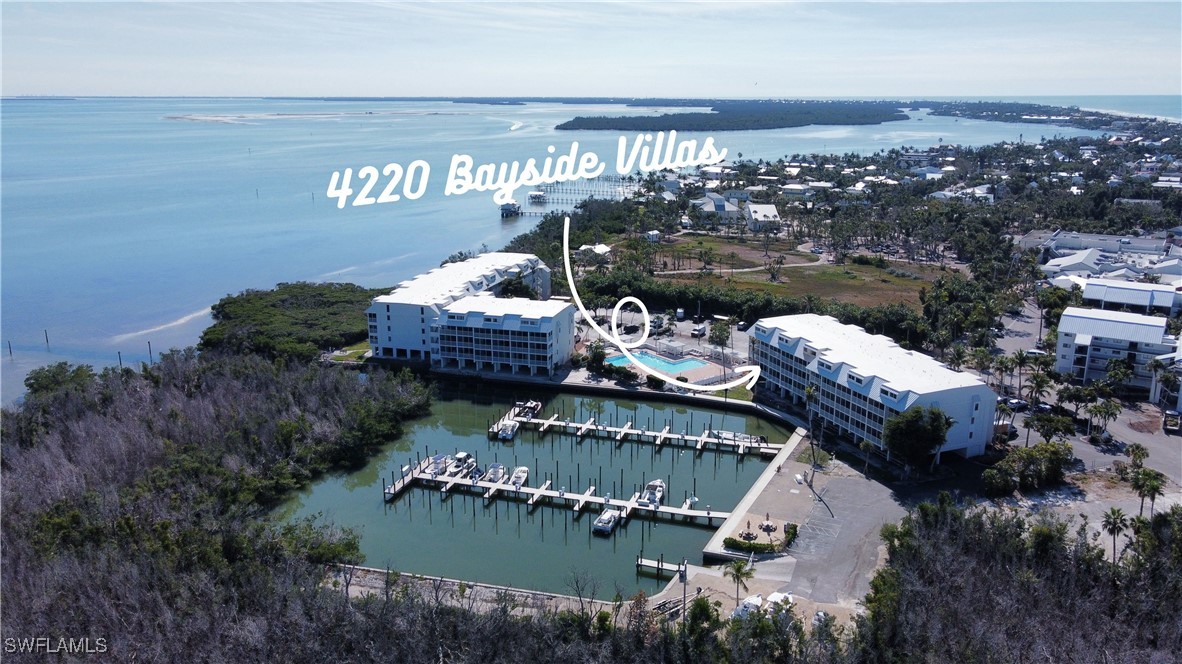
[{"x1": 4, "y1": 637, "x2": 108, "y2": 654}]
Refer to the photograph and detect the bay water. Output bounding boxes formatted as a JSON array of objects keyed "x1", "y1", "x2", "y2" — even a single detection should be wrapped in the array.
[{"x1": 1, "y1": 96, "x2": 1171, "y2": 399}]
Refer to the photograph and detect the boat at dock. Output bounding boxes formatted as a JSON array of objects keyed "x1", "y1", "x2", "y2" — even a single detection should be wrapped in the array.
[
  {"x1": 510, "y1": 466, "x2": 529, "y2": 487},
  {"x1": 709, "y1": 430, "x2": 767, "y2": 445},
  {"x1": 592, "y1": 508, "x2": 622, "y2": 536},
  {"x1": 429, "y1": 454, "x2": 454, "y2": 475},
  {"x1": 637, "y1": 479, "x2": 666, "y2": 507},
  {"x1": 448, "y1": 452, "x2": 475, "y2": 476},
  {"x1": 515, "y1": 399, "x2": 542, "y2": 419},
  {"x1": 486, "y1": 463, "x2": 507, "y2": 483},
  {"x1": 498, "y1": 420, "x2": 520, "y2": 440}
]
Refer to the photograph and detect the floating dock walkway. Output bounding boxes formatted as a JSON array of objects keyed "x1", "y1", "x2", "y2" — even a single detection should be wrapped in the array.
[
  {"x1": 636, "y1": 555, "x2": 686, "y2": 576},
  {"x1": 384, "y1": 463, "x2": 729, "y2": 526},
  {"x1": 499, "y1": 408, "x2": 783, "y2": 457}
]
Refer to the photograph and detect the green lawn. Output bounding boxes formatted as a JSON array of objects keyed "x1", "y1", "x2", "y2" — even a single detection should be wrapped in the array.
[{"x1": 665, "y1": 260, "x2": 944, "y2": 308}]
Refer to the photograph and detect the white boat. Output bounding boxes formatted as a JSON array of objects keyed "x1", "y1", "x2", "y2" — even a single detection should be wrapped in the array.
[
  {"x1": 429, "y1": 454, "x2": 454, "y2": 475},
  {"x1": 731, "y1": 593, "x2": 764, "y2": 619},
  {"x1": 526, "y1": 190, "x2": 547, "y2": 204},
  {"x1": 638, "y1": 478, "x2": 666, "y2": 507},
  {"x1": 447, "y1": 452, "x2": 474, "y2": 475},
  {"x1": 486, "y1": 463, "x2": 507, "y2": 483},
  {"x1": 515, "y1": 400, "x2": 542, "y2": 419},
  {"x1": 710, "y1": 430, "x2": 768, "y2": 445},
  {"x1": 510, "y1": 466, "x2": 529, "y2": 487},
  {"x1": 498, "y1": 420, "x2": 520, "y2": 440},
  {"x1": 592, "y1": 508, "x2": 622, "y2": 536}
]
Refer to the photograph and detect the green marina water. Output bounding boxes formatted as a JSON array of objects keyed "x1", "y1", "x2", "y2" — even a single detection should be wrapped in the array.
[{"x1": 276, "y1": 384, "x2": 792, "y2": 596}]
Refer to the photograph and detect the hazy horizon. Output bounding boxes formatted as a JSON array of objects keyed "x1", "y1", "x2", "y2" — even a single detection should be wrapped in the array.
[{"x1": 3, "y1": 2, "x2": 1179, "y2": 98}]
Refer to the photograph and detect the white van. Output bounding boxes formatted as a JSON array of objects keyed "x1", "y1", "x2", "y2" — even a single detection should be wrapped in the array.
[{"x1": 691, "y1": 324, "x2": 707, "y2": 338}]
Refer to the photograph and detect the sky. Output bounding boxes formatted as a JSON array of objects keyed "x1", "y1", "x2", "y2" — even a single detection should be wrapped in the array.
[{"x1": 2, "y1": 1, "x2": 1180, "y2": 98}]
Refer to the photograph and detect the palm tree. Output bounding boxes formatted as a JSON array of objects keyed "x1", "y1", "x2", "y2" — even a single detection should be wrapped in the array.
[
  {"x1": 994, "y1": 355, "x2": 1015, "y2": 395},
  {"x1": 1087, "y1": 399, "x2": 1121, "y2": 436},
  {"x1": 1143, "y1": 472, "x2": 1165, "y2": 516},
  {"x1": 1146, "y1": 358, "x2": 1167, "y2": 412},
  {"x1": 1101, "y1": 507, "x2": 1128, "y2": 565},
  {"x1": 1125, "y1": 442, "x2": 1149, "y2": 469},
  {"x1": 860, "y1": 439, "x2": 875, "y2": 475},
  {"x1": 804, "y1": 384, "x2": 820, "y2": 478},
  {"x1": 1130, "y1": 469, "x2": 1166, "y2": 516},
  {"x1": 723, "y1": 559, "x2": 755, "y2": 609},
  {"x1": 1025, "y1": 371, "x2": 1052, "y2": 407},
  {"x1": 1012, "y1": 350, "x2": 1030, "y2": 395},
  {"x1": 947, "y1": 344, "x2": 968, "y2": 371},
  {"x1": 970, "y1": 347, "x2": 994, "y2": 384}
]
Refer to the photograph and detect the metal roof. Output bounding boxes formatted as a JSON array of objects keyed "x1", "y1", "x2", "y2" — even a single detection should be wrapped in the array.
[
  {"x1": 1082, "y1": 279, "x2": 1177, "y2": 308},
  {"x1": 1058, "y1": 307, "x2": 1169, "y2": 345}
]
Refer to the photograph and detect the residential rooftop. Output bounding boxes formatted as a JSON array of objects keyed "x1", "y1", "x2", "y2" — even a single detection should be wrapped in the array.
[
  {"x1": 443, "y1": 293, "x2": 572, "y2": 318},
  {"x1": 1058, "y1": 306, "x2": 1170, "y2": 345},
  {"x1": 373, "y1": 252, "x2": 542, "y2": 306},
  {"x1": 754, "y1": 314, "x2": 986, "y2": 394}
]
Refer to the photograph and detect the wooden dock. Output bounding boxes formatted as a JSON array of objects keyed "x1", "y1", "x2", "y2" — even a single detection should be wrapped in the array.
[
  {"x1": 528, "y1": 480, "x2": 551, "y2": 506},
  {"x1": 576, "y1": 417, "x2": 596, "y2": 440},
  {"x1": 653, "y1": 425, "x2": 671, "y2": 448},
  {"x1": 508, "y1": 413, "x2": 783, "y2": 456},
  {"x1": 384, "y1": 457, "x2": 433, "y2": 500},
  {"x1": 538, "y1": 414, "x2": 561, "y2": 434},
  {"x1": 694, "y1": 427, "x2": 715, "y2": 451},
  {"x1": 615, "y1": 421, "x2": 633, "y2": 443},
  {"x1": 572, "y1": 485, "x2": 597, "y2": 512},
  {"x1": 636, "y1": 555, "x2": 685, "y2": 575},
  {"x1": 388, "y1": 466, "x2": 728, "y2": 526}
]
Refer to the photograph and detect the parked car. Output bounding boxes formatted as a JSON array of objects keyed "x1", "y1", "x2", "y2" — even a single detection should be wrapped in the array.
[
  {"x1": 1006, "y1": 398, "x2": 1028, "y2": 411},
  {"x1": 1033, "y1": 403, "x2": 1053, "y2": 414},
  {"x1": 1026, "y1": 349, "x2": 1048, "y2": 357},
  {"x1": 813, "y1": 611, "x2": 831, "y2": 627},
  {"x1": 737, "y1": 321, "x2": 751, "y2": 331}
]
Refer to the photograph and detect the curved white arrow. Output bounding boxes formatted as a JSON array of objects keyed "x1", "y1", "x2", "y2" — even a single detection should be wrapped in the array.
[{"x1": 561, "y1": 216, "x2": 760, "y2": 392}]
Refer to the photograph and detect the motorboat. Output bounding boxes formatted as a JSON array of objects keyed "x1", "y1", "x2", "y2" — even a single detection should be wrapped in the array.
[
  {"x1": 469, "y1": 465, "x2": 485, "y2": 481},
  {"x1": 447, "y1": 452, "x2": 474, "y2": 476},
  {"x1": 638, "y1": 478, "x2": 666, "y2": 507},
  {"x1": 515, "y1": 400, "x2": 542, "y2": 419},
  {"x1": 486, "y1": 463, "x2": 507, "y2": 483},
  {"x1": 429, "y1": 454, "x2": 454, "y2": 475},
  {"x1": 592, "y1": 508, "x2": 622, "y2": 536},
  {"x1": 498, "y1": 420, "x2": 520, "y2": 440},
  {"x1": 510, "y1": 466, "x2": 529, "y2": 487}
]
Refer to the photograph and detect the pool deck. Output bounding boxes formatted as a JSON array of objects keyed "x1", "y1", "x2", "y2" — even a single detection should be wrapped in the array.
[{"x1": 606, "y1": 350, "x2": 733, "y2": 385}]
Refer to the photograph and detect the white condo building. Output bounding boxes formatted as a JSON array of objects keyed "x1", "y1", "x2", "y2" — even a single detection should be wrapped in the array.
[
  {"x1": 433, "y1": 294, "x2": 575, "y2": 377},
  {"x1": 366, "y1": 252, "x2": 552, "y2": 362},
  {"x1": 1054, "y1": 307, "x2": 1176, "y2": 390},
  {"x1": 749, "y1": 314, "x2": 996, "y2": 459}
]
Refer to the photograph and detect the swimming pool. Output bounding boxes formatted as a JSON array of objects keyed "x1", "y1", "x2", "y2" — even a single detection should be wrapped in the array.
[{"x1": 606, "y1": 351, "x2": 708, "y2": 374}]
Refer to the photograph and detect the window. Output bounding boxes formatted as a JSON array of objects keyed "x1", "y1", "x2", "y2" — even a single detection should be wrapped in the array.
[
  {"x1": 817, "y1": 360, "x2": 832, "y2": 372},
  {"x1": 880, "y1": 387, "x2": 897, "y2": 400},
  {"x1": 849, "y1": 373, "x2": 864, "y2": 386}
]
